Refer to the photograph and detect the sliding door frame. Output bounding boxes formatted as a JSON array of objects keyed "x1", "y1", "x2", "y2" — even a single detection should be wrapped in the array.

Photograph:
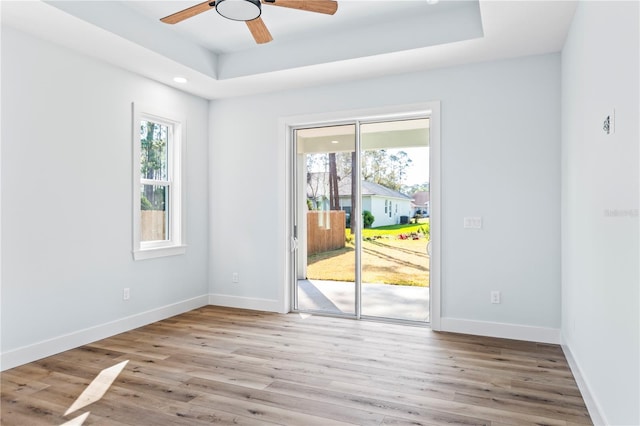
[{"x1": 281, "y1": 102, "x2": 441, "y2": 329}]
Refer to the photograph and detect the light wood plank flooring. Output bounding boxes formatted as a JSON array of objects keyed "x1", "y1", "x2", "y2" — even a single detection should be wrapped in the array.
[{"x1": 1, "y1": 306, "x2": 592, "y2": 425}]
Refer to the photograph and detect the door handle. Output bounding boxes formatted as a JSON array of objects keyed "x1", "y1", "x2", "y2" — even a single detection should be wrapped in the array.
[{"x1": 290, "y1": 236, "x2": 298, "y2": 252}]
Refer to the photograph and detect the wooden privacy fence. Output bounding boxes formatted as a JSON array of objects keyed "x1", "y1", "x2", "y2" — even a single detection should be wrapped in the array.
[
  {"x1": 141, "y1": 210, "x2": 166, "y2": 241},
  {"x1": 307, "y1": 210, "x2": 345, "y2": 255}
]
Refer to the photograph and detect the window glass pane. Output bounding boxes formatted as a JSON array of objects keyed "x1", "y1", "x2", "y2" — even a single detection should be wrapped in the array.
[
  {"x1": 140, "y1": 120, "x2": 169, "y2": 181},
  {"x1": 141, "y1": 184, "x2": 168, "y2": 242}
]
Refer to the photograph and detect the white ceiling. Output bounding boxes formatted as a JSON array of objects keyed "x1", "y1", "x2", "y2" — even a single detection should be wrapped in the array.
[
  {"x1": 126, "y1": 0, "x2": 459, "y2": 54},
  {"x1": 1, "y1": 0, "x2": 577, "y2": 100}
]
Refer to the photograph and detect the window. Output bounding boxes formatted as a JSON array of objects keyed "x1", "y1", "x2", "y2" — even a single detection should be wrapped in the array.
[{"x1": 132, "y1": 103, "x2": 185, "y2": 260}]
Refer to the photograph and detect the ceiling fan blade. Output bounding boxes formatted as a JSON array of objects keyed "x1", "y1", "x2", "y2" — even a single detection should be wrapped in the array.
[
  {"x1": 160, "y1": 1, "x2": 215, "y2": 24},
  {"x1": 263, "y1": 0, "x2": 338, "y2": 15},
  {"x1": 246, "y1": 17, "x2": 273, "y2": 44}
]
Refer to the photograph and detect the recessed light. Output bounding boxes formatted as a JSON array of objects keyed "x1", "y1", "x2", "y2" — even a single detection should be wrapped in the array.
[
  {"x1": 426, "y1": 0, "x2": 439, "y2": 4},
  {"x1": 331, "y1": 140, "x2": 339, "y2": 144},
  {"x1": 173, "y1": 76, "x2": 188, "y2": 84}
]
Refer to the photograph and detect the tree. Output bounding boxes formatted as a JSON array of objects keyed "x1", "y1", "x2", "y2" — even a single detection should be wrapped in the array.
[
  {"x1": 331, "y1": 149, "x2": 413, "y2": 192},
  {"x1": 306, "y1": 154, "x2": 328, "y2": 210},
  {"x1": 141, "y1": 195, "x2": 153, "y2": 210},
  {"x1": 306, "y1": 152, "x2": 353, "y2": 210},
  {"x1": 328, "y1": 153, "x2": 340, "y2": 211},
  {"x1": 140, "y1": 120, "x2": 168, "y2": 211},
  {"x1": 361, "y1": 149, "x2": 412, "y2": 191},
  {"x1": 402, "y1": 182, "x2": 430, "y2": 196}
]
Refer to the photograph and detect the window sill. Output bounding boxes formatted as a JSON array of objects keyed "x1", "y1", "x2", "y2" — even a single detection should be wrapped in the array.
[{"x1": 133, "y1": 245, "x2": 187, "y2": 261}]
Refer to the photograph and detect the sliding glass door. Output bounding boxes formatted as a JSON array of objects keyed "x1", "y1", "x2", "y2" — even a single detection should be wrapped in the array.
[
  {"x1": 292, "y1": 117, "x2": 430, "y2": 322},
  {"x1": 293, "y1": 124, "x2": 357, "y2": 316},
  {"x1": 359, "y1": 119, "x2": 430, "y2": 321}
]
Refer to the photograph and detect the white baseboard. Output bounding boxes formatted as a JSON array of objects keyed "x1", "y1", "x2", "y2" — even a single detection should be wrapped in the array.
[
  {"x1": 561, "y1": 341, "x2": 607, "y2": 426},
  {"x1": 208, "y1": 293, "x2": 282, "y2": 313},
  {"x1": 0, "y1": 295, "x2": 209, "y2": 371},
  {"x1": 440, "y1": 317, "x2": 561, "y2": 344}
]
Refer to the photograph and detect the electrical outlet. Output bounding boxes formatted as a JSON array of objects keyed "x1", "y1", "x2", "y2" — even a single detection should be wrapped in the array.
[
  {"x1": 491, "y1": 291, "x2": 500, "y2": 304},
  {"x1": 123, "y1": 288, "x2": 130, "y2": 301},
  {"x1": 232, "y1": 273, "x2": 239, "y2": 283}
]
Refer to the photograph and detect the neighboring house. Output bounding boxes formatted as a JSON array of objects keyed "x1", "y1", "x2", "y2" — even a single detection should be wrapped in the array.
[
  {"x1": 337, "y1": 177, "x2": 413, "y2": 227},
  {"x1": 306, "y1": 173, "x2": 413, "y2": 227},
  {"x1": 412, "y1": 191, "x2": 430, "y2": 217}
]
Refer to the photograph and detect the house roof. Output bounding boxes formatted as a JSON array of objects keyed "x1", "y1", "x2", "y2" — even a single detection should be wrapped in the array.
[
  {"x1": 338, "y1": 176, "x2": 411, "y2": 201},
  {"x1": 306, "y1": 173, "x2": 411, "y2": 200},
  {"x1": 412, "y1": 191, "x2": 430, "y2": 207}
]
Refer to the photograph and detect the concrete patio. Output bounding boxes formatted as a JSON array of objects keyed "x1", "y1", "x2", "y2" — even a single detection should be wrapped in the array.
[{"x1": 297, "y1": 279, "x2": 429, "y2": 322}]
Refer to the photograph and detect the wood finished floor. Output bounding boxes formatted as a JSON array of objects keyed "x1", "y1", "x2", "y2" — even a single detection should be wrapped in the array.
[{"x1": 1, "y1": 306, "x2": 592, "y2": 425}]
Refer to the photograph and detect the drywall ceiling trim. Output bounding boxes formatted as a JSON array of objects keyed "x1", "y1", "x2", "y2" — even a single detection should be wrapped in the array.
[
  {"x1": 217, "y1": 1, "x2": 483, "y2": 79},
  {"x1": 44, "y1": 0, "x2": 482, "y2": 80},
  {"x1": 1, "y1": 1, "x2": 578, "y2": 101},
  {"x1": 43, "y1": 0, "x2": 218, "y2": 78}
]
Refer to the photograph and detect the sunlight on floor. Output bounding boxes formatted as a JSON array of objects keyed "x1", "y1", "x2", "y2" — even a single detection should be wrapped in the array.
[
  {"x1": 61, "y1": 360, "x2": 129, "y2": 425},
  {"x1": 60, "y1": 412, "x2": 90, "y2": 426}
]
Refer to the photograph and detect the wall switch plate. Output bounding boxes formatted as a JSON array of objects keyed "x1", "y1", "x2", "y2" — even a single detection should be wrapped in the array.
[
  {"x1": 232, "y1": 273, "x2": 239, "y2": 283},
  {"x1": 491, "y1": 291, "x2": 500, "y2": 304},
  {"x1": 123, "y1": 288, "x2": 130, "y2": 301},
  {"x1": 464, "y1": 217, "x2": 482, "y2": 229}
]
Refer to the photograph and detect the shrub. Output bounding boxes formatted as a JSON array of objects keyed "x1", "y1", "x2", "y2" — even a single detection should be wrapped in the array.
[
  {"x1": 362, "y1": 210, "x2": 375, "y2": 228},
  {"x1": 141, "y1": 196, "x2": 153, "y2": 210}
]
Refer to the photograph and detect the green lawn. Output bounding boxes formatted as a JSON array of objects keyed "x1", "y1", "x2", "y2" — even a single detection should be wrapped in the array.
[{"x1": 346, "y1": 218, "x2": 430, "y2": 239}]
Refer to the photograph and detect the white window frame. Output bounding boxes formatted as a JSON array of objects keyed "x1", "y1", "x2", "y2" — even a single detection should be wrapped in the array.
[{"x1": 132, "y1": 103, "x2": 186, "y2": 260}]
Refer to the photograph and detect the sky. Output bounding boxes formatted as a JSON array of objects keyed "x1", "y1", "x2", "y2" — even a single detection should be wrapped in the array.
[{"x1": 394, "y1": 147, "x2": 430, "y2": 186}]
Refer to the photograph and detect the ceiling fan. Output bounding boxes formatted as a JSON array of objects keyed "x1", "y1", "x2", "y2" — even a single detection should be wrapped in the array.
[{"x1": 160, "y1": 0, "x2": 339, "y2": 44}]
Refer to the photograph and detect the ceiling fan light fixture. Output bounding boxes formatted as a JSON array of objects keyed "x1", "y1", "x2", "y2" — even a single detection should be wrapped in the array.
[{"x1": 215, "y1": 0, "x2": 261, "y2": 21}]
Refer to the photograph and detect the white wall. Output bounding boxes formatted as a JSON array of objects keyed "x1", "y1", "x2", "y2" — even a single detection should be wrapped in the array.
[
  {"x1": 0, "y1": 28, "x2": 210, "y2": 369},
  {"x1": 366, "y1": 197, "x2": 411, "y2": 227},
  {"x1": 561, "y1": 2, "x2": 639, "y2": 425},
  {"x1": 209, "y1": 53, "x2": 561, "y2": 338}
]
